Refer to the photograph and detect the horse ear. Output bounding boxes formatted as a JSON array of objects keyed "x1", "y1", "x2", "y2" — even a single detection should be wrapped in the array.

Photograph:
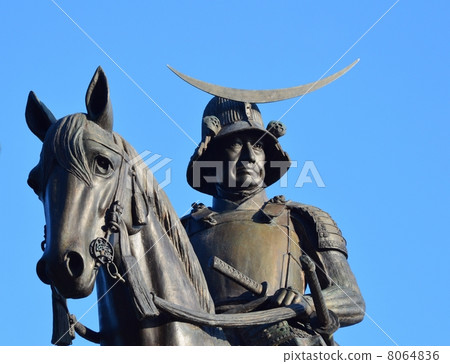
[
  {"x1": 25, "y1": 91, "x2": 57, "y2": 142},
  {"x1": 85, "y1": 66, "x2": 113, "y2": 132}
]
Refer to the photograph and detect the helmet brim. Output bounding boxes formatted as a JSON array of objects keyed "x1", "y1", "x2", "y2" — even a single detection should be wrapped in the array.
[{"x1": 187, "y1": 126, "x2": 291, "y2": 196}]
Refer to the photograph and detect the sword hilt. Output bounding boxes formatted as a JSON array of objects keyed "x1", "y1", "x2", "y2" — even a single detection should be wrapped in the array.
[
  {"x1": 300, "y1": 255, "x2": 331, "y2": 326},
  {"x1": 300, "y1": 255, "x2": 339, "y2": 345},
  {"x1": 208, "y1": 256, "x2": 267, "y2": 296}
]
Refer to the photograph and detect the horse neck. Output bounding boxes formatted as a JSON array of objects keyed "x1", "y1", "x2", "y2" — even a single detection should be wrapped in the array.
[
  {"x1": 95, "y1": 190, "x2": 218, "y2": 345},
  {"x1": 114, "y1": 136, "x2": 213, "y2": 305},
  {"x1": 115, "y1": 134, "x2": 214, "y2": 313},
  {"x1": 137, "y1": 180, "x2": 214, "y2": 313}
]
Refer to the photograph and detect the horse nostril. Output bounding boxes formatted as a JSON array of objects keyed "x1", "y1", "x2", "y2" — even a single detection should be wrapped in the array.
[
  {"x1": 36, "y1": 258, "x2": 51, "y2": 285},
  {"x1": 65, "y1": 251, "x2": 84, "y2": 278}
]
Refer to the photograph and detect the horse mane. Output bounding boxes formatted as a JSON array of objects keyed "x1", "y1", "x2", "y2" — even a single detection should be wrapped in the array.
[{"x1": 113, "y1": 133, "x2": 215, "y2": 314}]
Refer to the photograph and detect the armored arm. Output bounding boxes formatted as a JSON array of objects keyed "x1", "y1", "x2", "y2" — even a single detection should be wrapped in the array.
[
  {"x1": 288, "y1": 202, "x2": 365, "y2": 327},
  {"x1": 307, "y1": 249, "x2": 365, "y2": 327}
]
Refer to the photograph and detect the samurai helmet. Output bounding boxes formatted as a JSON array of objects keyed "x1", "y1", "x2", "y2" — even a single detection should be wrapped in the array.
[
  {"x1": 187, "y1": 96, "x2": 290, "y2": 195},
  {"x1": 169, "y1": 59, "x2": 359, "y2": 195}
]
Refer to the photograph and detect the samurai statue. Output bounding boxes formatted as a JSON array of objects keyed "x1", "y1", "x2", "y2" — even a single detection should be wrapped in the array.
[{"x1": 170, "y1": 60, "x2": 365, "y2": 345}]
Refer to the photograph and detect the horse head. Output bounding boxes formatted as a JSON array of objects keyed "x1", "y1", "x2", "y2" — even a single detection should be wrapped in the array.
[{"x1": 26, "y1": 67, "x2": 148, "y2": 299}]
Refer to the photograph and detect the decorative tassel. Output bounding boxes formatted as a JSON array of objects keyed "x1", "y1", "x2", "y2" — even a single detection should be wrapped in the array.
[
  {"x1": 51, "y1": 286, "x2": 74, "y2": 345},
  {"x1": 131, "y1": 193, "x2": 148, "y2": 226},
  {"x1": 131, "y1": 173, "x2": 148, "y2": 227}
]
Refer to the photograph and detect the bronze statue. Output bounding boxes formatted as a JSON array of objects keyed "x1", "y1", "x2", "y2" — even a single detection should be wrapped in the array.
[
  {"x1": 26, "y1": 63, "x2": 364, "y2": 346},
  {"x1": 175, "y1": 65, "x2": 365, "y2": 345}
]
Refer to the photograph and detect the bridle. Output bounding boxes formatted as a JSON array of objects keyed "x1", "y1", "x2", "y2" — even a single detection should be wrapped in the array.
[
  {"x1": 89, "y1": 151, "x2": 128, "y2": 284},
  {"x1": 47, "y1": 139, "x2": 161, "y2": 345},
  {"x1": 46, "y1": 139, "x2": 134, "y2": 345}
]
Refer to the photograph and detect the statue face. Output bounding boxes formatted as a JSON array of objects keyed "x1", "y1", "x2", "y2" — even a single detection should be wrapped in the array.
[{"x1": 219, "y1": 134, "x2": 266, "y2": 190}]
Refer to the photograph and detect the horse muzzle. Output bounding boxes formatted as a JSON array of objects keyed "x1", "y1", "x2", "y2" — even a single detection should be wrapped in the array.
[{"x1": 36, "y1": 249, "x2": 97, "y2": 298}]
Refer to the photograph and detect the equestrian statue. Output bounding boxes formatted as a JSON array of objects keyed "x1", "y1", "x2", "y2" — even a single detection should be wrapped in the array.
[{"x1": 26, "y1": 61, "x2": 364, "y2": 345}]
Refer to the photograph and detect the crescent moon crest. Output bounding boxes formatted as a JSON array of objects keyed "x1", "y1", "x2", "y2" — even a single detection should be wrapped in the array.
[{"x1": 168, "y1": 59, "x2": 359, "y2": 103}]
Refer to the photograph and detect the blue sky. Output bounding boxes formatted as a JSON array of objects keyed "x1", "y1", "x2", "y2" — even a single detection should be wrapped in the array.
[{"x1": 1, "y1": 1, "x2": 449, "y2": 346}]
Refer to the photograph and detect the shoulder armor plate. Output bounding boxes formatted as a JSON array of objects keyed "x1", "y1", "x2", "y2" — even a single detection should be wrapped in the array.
[{"x1": 287, "y1": 202, "x2": 348, "y2": 257}]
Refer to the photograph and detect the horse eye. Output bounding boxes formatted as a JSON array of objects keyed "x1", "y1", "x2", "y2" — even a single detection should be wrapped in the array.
[{"x1": 94, "y1": 155, "x2": 113, "y2": 176}]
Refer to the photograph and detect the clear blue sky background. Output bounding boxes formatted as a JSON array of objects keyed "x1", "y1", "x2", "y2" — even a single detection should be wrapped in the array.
[{"x1": 0, "y1": 1, "x2": 449, "y2": 346}]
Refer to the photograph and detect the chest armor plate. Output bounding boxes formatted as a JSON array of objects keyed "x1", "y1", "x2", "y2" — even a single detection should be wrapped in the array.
[{"x1": 187, "y1": 208, "x2": 305, "y2": 306}]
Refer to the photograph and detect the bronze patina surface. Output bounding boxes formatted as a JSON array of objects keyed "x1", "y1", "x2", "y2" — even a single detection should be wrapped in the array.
[
  {"x1": 168, "y1": 59, "x2": 359, "y2": 103},
  {"x1": 26, "y1": 64, "x2": 365, "y2": 346}
]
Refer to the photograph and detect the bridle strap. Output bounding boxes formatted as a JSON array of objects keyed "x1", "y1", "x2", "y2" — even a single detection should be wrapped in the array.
[
  {"x1": 111, "y1": 153, "x2": 128, "y2": 210},
  {"x1": 50, "y1": 286, "x2": 74, "y2": 345},
  {"x1": 117, "y1": 217, "x2": 160, "y2": 318}
]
